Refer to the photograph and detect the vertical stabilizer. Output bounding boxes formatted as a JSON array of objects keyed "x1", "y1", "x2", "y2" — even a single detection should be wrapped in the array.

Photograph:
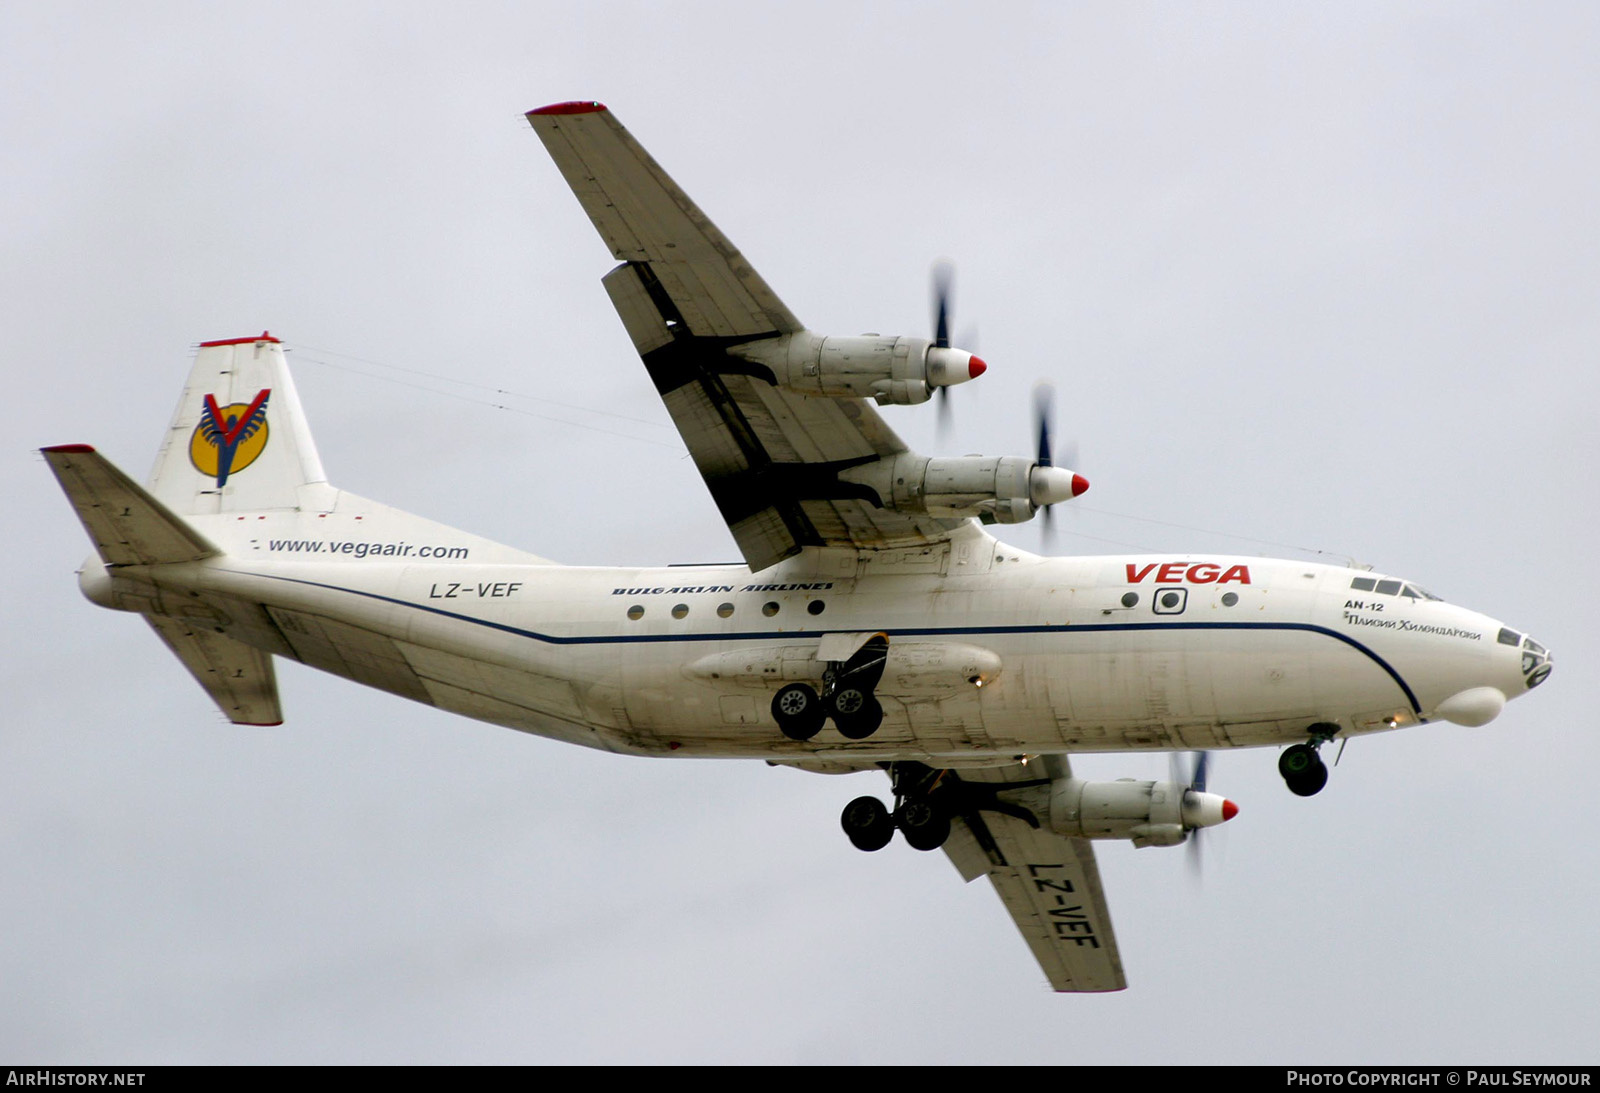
[{"x1": 147, "y1": 333, "x2": 333, "y2": 515}]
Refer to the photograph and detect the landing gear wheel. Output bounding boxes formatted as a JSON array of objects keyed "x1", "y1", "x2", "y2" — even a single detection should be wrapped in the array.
[
  {"x1": 772, "y1": 683, "x2": 825, "y2": 741},
  {"x1": 831, "y1": 691, "x2": 883, "y2": 740},
  {"x1": 895, "y1": 798, "x2": 951, "y2": 851},
  {"x1": 840, "y1": 795, "x2": 894, "y2": 851},
  {"x1": 1279, "y1": 743, "x2": 1329, "y2": 797}
]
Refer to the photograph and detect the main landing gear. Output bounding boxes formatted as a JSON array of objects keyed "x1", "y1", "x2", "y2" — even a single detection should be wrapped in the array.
[
  {"x1": 840, "y1": 763, "x2": 962, "y2": 853},
  {"x1": 1279, "y1": 722, "x2": 1339, "y2": 797},
  {"x1": 771, "y1": 634, "x2": 889, "y2": 741}
]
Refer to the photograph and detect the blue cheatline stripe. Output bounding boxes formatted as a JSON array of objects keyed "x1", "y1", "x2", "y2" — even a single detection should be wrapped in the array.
[{"x1": 237, "y1": 570, "x2": 1422, "y2": 714}]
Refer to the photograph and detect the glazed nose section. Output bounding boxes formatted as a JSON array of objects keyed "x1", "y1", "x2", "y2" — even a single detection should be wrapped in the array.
[
  {"x1": 1520, "y1": 635, "x2": 1553, "y2": 691},
  {"x1": 1495, "y1": 624, "x2": 1553, "y2": 693}
]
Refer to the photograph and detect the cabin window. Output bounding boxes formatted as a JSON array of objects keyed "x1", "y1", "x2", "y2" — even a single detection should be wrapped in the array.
[
  {"x1": 671, "y1": 603, "x2": 689, "y2": 619},
  {"x1": 807, "y1": 600, "x2": 826, "y2": 615},
  {"x1": 626, "y1": 605, "x2": 644, "y2": 620},
  {"x1": 1121, "y1": 592, "x2": 1139, "y2": 608},
  {"x1": 1153, "y1": 588, "x2": 1188, "y2": 615},
  {"x1": 1221, "y1": 592, "x2": 1239, "y2": 607},
  {"x1": 717, "y1": 602, "x2": 734, "y2": 618},
  {"x1": 762, "y1": 601, "x2": 780, "y2": 617}
]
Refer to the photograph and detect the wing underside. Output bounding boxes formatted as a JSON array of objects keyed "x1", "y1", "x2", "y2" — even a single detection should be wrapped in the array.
[
  {"x1": 527, "y1": 104, "x2": 965, "y2": 571},
  {"x1": 941, "y1": 757, "x2": 1127, "y2": 992}
]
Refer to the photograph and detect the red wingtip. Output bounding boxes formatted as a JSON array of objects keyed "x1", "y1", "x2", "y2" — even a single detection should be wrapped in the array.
[
  {"x1": 967, "y1": 355, "x2": 987, "y2": 379},
  {"x1": 527, "y1": 101, "x2": 608, "y2": 117},
  {"x1": 1071, "y1": 473, "x2": 1089, "y2": 497},
  {"x1": 42, "y1": 443, "x2": 96, "y2": 454},
  {"x1": 1222, "y1": 799, "x2": 1239, "y2": 822}
]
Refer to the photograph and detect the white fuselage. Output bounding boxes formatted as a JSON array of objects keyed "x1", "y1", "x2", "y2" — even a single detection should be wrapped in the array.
[{"x1": 89, "y1": 511, "x2": 1541, "y2": 763}]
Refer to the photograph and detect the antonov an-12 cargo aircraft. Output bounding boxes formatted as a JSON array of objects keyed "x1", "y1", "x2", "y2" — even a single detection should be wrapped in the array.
[{"x1": 43, "y1": 102, "x2": 1553, "y2": 992}]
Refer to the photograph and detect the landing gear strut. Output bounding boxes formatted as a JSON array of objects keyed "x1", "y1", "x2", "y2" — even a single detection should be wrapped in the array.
[{"x1": 1279, "y1": 723, "x2": 1338, "y2": 797}]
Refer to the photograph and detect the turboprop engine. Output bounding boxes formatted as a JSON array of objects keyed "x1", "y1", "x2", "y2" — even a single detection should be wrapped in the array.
[
  {"x1": 1047, "y1": 777, "x2": 1238, "y2": 848},
  {"x1": 725, "y1": 332, "x2": 984, "y2": 405},
  {"x1": 836, "y1": 452, "x2": 1088, "y2": 524}
]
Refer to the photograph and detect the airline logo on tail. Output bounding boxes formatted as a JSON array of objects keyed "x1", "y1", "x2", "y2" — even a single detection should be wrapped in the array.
[{"x1": 190, "y1": 389, "x2": 271, "y2": 486}]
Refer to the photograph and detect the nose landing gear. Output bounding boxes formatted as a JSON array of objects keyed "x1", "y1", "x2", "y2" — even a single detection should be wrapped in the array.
[{"x1": 1279, "y1": 723, "x2": 1339, "y2": 796}]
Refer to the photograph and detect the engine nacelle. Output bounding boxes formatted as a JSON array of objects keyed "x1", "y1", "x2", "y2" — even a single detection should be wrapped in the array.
[
  {"x1": 1048, "y1": 777, "x2": 1237, "y2": 848},
  {"x1": 726, "y1": 331, "x2": 984, "y2": 405},
  {"x1": 838, "y1": 453, "x2": 1087, "y2": 524}
]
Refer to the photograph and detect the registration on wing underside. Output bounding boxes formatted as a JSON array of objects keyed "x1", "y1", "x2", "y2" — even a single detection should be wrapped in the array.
[{"x1": 939, "y1": 758, "x2": 1126, "y2": 992}]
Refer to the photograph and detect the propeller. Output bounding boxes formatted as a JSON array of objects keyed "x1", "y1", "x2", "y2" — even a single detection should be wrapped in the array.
[
  {"x1": 1031, "y1": 382, "x2": 1087, "y2": 551},
  {"x1": 1172, "y1": 749, "x2": 1218, "y2": 879},
  {"x1": 930, "y1": 263, "x2": 984, "y2": 443}
]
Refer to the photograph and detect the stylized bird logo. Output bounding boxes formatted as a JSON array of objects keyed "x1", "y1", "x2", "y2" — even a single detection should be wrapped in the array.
[{"x1": 194, "y1": 389, "x2": 271, "y2": 487}]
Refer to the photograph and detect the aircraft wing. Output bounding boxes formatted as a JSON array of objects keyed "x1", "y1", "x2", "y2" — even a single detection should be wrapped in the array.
[
  {"x1": 527, "y1": 103, "x2": 967, "y2": 572},
  {"x1": 941, "y1": 756, "x2": 1128, "y2": 992}
]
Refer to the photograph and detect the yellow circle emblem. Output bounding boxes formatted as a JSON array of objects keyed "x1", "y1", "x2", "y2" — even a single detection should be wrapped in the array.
[{"x1": 189, "y1": 391, "x2": 271, "y2": 485}]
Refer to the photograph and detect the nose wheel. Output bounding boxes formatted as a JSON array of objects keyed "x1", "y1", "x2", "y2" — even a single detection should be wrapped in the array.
[{"x1": 1279, "y1": 723, "x2": 1339, "y2": 796}]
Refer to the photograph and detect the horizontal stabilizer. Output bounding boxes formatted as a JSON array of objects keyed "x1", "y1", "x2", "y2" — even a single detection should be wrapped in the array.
[
  {"x1": 145, "y1": 615, "x2": 283, "y2": 725},
  {"x1": 42, "y1": 445, "x2": 219, "y2": 566}
]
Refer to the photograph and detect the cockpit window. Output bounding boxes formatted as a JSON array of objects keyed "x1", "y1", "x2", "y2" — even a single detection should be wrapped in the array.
[
  {"x1": 1350, "y1": 576, "x2": 1446, "y2": 602},
  {"x1": 1498, "y1": 628, "x2": 1523, "y2": 647},
  {"x1": 1524, "y1": 638, "x2": 1546, "y2": 655}
]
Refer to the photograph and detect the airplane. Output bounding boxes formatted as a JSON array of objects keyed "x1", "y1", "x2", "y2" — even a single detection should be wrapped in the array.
[{"x1": 41, "y1": 101, "x2": 1553, "y2": 993}]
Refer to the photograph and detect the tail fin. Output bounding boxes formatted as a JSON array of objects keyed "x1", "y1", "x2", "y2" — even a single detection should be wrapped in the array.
[{"x1": 146, "y1": 332, "x2": 333, "y2": 515}]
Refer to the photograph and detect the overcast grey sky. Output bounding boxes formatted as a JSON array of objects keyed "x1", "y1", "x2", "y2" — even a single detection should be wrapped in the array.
[{"x1": 3, "y1": 1, "x2": 1596, "y2": 1064}]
